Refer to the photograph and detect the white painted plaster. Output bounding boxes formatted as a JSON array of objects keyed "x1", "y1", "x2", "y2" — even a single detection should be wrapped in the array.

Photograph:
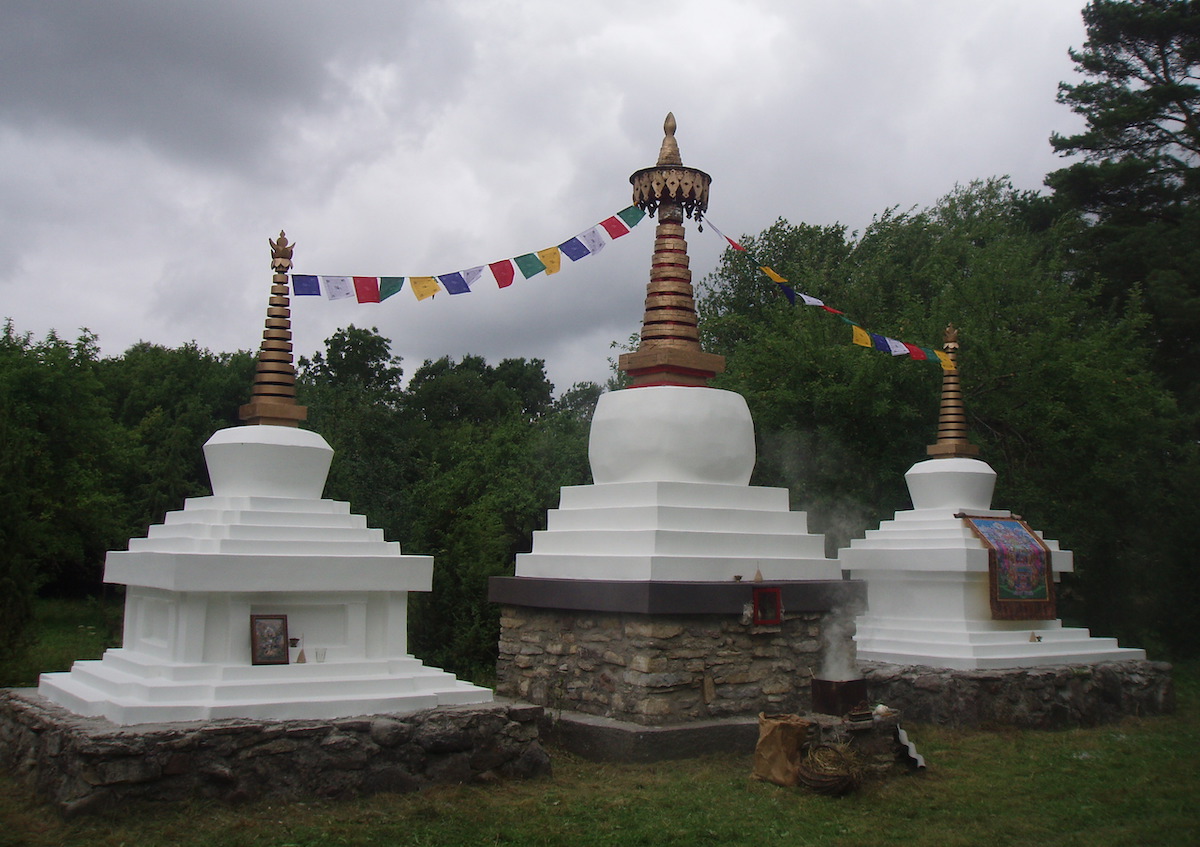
[
  {"x1": 517, "y1": 387, "x2": 838, "y2": 582},
  {"x1": 589, "y1": 386, "x2": 756, "y2": 485},
  {"x1": 842, "y1": 456, "x2": 1145, "y2": 669},
  {"x1": 39, "y1": 424, "x2": 491, "y2": 725}
]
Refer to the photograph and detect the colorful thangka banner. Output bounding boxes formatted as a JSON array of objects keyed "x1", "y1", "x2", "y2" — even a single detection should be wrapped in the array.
[
  {"x1": 960, "y1": 515, "x2": 1056, "y2": 621},
  {"x1": 702, "y1": 216, "x2": 954, "y2": 370},
  {"x1": 288, "y1": 205, "x2": 645, "y2": 304}
]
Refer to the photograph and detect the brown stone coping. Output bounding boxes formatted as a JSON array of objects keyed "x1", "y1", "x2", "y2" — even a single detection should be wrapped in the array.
[{"x1": 488, "y1": 577, "x2": 865, "y2": 615}]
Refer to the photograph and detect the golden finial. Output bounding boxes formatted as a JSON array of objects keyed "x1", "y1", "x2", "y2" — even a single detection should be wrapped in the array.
[
  {"x1": 657, "y1": 112, "x2": 682, "y2": 167},
  {"x1": 269, "y1": 231, "x2": 295, "y2": 273},
  {"x1": 239, "y1": 230, "x2": 307, "y2": 427},
  {"x1": 926, "y1": 324, "x2": 979, "y2": 458},
  {"x1": 619, "y1": 114, "x2": 724, "y2": 387}
]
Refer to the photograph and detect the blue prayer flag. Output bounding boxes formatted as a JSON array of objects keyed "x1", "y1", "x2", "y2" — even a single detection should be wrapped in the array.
[
  {"x1": 292, "y1": 274, "x2": 320, "y2": 296},
  {"x1": 559, "y1": 237, "x2": 591, "y2": 262}
]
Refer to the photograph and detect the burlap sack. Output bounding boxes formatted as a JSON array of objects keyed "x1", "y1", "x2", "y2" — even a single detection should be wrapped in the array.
[{"x1": 752, "y1": 712, "x2": 811, "y2": 787}]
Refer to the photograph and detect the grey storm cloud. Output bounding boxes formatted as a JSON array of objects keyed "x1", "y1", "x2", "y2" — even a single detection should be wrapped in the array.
[{"x1": 0, "y1": 0, "x2": 1089, "y2": 393}]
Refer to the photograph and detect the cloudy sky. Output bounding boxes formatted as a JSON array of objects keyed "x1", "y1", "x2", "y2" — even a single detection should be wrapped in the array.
[{"x1": 1, "y1": 1, "x2": 1089, "y2": 393}]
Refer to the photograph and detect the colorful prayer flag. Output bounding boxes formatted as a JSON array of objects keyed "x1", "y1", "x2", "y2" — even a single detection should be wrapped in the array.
[
  {"x1": 702, "y1": 218, "x2": 746, "y2": 251},
  {"x1": 760, "y1": 266, "x2": 788, "y2": 284},
  {"x1": 559, "y1": 236, "x2": 590, "y2": 262},
  {"x1": 322, "y1": 276, "x2": 355, "y2": 300},
  {"x1": 852, "y1": 326, "x2": 872, "y2": 347},
  {"x1": 799, "y1": 293, "x2": 825, "y2": 307},
  {"x1": 438, "y1": 272, "x2": 471, "y2": 295},
  {"x1": 871, "y1": 333, "x2": 891, "y2": 353},
  {"x1": 514, "y1": 252, "x2": 547, "y2": 278},
  {"x1": 903, "y1": 343, "x2": 927, "y2": 361},
  {"x1": 353, "y1": 276, "x2": 380, "y2": 303},
  {"x1": 617, "y1": 205, "x2": 645, "y2": 228},
  {"x1": 292, "y1": 274, "x2": 320, "y2": 296},
  {"x1": 537, "y1": 246, "x2": 562, "y2": 275},
  {"x1": 410, "y1": 276, "x2": 440, "y2": 301},
  {"x1": 577, "y1": 227, "x2": 606, "y2": 255},
  {"x1": 379, "y1": 277, "x2": 404, "y2": 300},
  {"x1": 885, "y1": 337, "x2": 908, "y2": 356},
  {"x1": 778, "y1": 283, "x2": 796, "y2": 305},
  {"x1": 599, "y1": 216, "x2": 630, "y2": 239},
  {"x1": 820, "y1": 304, "x2": 844, "y2": 315},
  {"x1": 935, "y1": 350, "x2": 956, "y2": 371},
  {"x1": 490, "y1": 260, "x2": 516, "y2": 289}
]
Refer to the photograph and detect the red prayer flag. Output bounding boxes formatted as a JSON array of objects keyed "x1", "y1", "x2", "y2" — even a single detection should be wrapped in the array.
[
  {"x1": 820, "y1": 304, "x2": 844, "y2": 315},
  {"x1": 490, "y1": 260, "x2": 516, "y2": 289},
  {"x1": 353, "y1": 276, "x2": 381, "y2": 303},
  {"x1": 599, "y1": 216, "x2": 630, "y2": 239},
  {"x1": 903, "y1": 343, "x2": 928, "y2": 360},
  {"x1": 725, "y1": 236, "x2": 747, "y2": 252}
]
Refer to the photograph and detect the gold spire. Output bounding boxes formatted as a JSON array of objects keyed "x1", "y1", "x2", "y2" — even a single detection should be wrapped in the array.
[
  {"x1": 238, "y1": 231, "x2": 307, "y2": 426},
  {"x1": 926, "y1": 324, "x2": 979, "y2": 458},
  {"x1": 619, "y1": 113, "x2": 725, "y2": 387}
]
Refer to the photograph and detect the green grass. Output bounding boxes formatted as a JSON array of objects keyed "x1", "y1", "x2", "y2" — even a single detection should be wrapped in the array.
[
  {"x1": 0, "y1": 595, "x2": 122, "y2": 688},
  {"x1": 1, "y1": 601, "x2": 1196, "y2": 847}
]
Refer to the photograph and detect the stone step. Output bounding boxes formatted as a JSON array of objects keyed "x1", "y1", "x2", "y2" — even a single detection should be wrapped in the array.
[
  {"x1": 546, "y1": 505, "x2": 809, "y2": 534},
  {"x1": 527, "y1": 528, "x2": 827, "y2": 558}
]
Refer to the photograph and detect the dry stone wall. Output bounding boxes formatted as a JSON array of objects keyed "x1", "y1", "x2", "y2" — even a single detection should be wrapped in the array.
[
  {"x1": 497, "y1": 607, "x2": 849, "y2": 725},
  {"x1": 0, "y1": 690, "x2": 550, "y2": 817},
  {"x1": 862, "y1": 660, "x2": 1175, "y2": 728}
]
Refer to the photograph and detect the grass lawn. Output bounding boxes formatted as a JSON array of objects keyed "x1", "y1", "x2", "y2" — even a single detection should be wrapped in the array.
[{"x1": 1, "y1": 600, "x2": 1196, "y2": 847}]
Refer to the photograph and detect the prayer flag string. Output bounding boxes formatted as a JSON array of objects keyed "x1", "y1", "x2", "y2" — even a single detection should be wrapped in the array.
[
  {"x1": 701, "y1": 217, "x2": 954, "y2": 370},
  {"x1": 288, "y1": 205, "x2": 645, "y2": 304}
]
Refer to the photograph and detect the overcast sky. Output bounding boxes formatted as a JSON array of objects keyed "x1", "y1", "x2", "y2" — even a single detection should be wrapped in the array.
[{"x1": 1, "y1": 1, "x2": 1090, "y2": 393}]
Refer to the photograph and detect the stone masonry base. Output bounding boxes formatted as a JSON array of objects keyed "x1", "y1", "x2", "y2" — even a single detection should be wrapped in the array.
[
  {"x1": 0, "y1": 689, "x2": 551, "y2": 817},
  {"x1": 497, "y1": 607, "x2": 849, "y2": 725},
  {"x1": 862, "y1": 660, "x2": 1174, "y2": 728}
]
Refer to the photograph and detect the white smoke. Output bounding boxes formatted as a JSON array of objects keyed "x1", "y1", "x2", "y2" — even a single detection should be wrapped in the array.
[{"x1": 818, "y1": 605, "x2": 860, "y2": 682}]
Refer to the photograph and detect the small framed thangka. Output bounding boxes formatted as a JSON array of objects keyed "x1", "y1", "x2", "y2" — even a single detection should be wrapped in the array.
[
  {"x1": 250, "y1": 614, "x2": 290, "y2": 665},
  {"x1": 959, "y1": 515, "x2": 1056, "y2": 621}
]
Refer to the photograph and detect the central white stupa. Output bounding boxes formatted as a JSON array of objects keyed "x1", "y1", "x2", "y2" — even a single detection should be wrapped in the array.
[
  {"x1": 39, "y1": 233, "x2": 491, "y2": 725},
  {"x1": 513, "y1": 115, "x2": 835, "y2": 584}
]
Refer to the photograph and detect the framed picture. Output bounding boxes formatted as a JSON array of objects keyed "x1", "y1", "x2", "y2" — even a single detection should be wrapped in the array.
[{"x1": 250, "y1": 614, "x2": 290, "y2": 665}]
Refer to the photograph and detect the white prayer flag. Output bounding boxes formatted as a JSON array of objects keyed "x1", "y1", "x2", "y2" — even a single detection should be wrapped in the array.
[
  {"x1": 322, "y1": 276, "x2": 355, "y2": 300},
  {"x1": 799, "y1": 294, "x2": 825, "y2": 307},
  {"x1": 886, "y1": 337, "x2": 909, "y2": 356},
  {"x1": 577, "y1": 227, "x2": 606, "y2": 255},
  {"x1": 461, "y1": 266, "x2": 484, "y2": 288}
]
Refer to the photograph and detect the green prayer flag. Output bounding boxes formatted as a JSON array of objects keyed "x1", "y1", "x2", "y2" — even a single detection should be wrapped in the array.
[
  {"x1": 514, "y1": 252, "x2": 547, "y2": 278},
  {"x1": 617, "y1": 205, "x2": 645, "y2": 228},
  {"x1": 379, "y1": 277, "x2": 404, "y2": 300}
]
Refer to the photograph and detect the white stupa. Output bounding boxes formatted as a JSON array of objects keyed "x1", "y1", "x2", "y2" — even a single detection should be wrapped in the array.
[
  {"x1": 39, "y1": 233, "x2": 491, "y2": 725},
  {"x1": 515, "y1": 385, "x2": 837, "y2": 581},
  {"x1": 513, "y1": 115, "x2": 836, "y2": 584},
  {"x1": 842, "y1": 328, "x2": 1145, "y2": 670}
]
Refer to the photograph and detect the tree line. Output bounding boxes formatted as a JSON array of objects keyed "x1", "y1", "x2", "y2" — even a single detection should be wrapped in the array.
[{"x1": 1, "y1": 0, "x2": 1197, "y2": 670}]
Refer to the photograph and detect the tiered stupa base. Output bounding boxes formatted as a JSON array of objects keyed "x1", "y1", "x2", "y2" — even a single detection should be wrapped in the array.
[
  {"x1": 492, "y1": 387, "x2": 863, "y2": 739},
  {"x1": 843, "y1": 457, "x2": 1146, "y2": 671},
  {"x1": 39, "y1": 425, "x2": 491, "y2": 726}
]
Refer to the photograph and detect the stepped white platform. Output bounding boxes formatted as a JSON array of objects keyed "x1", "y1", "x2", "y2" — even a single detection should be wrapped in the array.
[
  {"x1": 39, "y1": 425, "x2": 491, "y2": 725},
  {"x1": 514, "y1": 386, "x2": 839, "y2": 582},
  {"x1": 841, "y1": 457, "x2": 1145, "y2": 670}
]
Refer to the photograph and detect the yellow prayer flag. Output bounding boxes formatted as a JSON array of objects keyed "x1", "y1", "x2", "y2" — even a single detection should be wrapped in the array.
[
  {"x1": 851, "y1": 325, "x2": 872, "y2": 348},
  {"x1": 935, "y1": 350, "x2": 956, "y2": 371},
  {"x1": 537, "y1": 246, "x2": 562, "y2": 275},
  {"x1": 410, "y1": 276, "x2": 440, "y2": 301},
  {"x1": 759, "y1": 266, "x2": 788, "y2": 284}
]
